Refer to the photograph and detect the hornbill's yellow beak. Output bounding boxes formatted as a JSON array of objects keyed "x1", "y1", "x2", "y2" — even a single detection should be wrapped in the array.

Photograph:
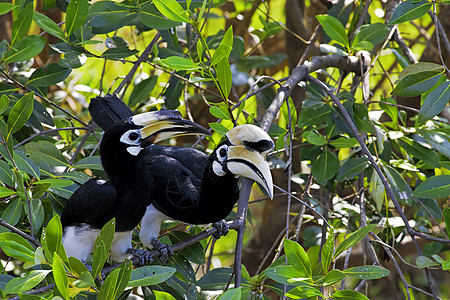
[
  {"x1": 225, "y1": 125, "x2": 274, "y2": 199},
  {"x1": 130, "y1": 111, "x2": 210, "y2": 147}
]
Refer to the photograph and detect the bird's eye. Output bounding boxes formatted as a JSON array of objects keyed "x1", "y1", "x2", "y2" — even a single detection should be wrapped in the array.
[
  {"x1": 120, "y1": 130, "x2": 141, "y2": 145},
  {"x1": 216, "y1": 145, "x2": 228, "y2": 162},
  {"x1": 128, "y1": 132, "x2": 139, "y2": 141}
]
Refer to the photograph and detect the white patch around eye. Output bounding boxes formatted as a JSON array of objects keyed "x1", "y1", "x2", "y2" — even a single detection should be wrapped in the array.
[
  {"x1": 120, "y1": 129, "x2": 141, "y2": 145},
  {"x1": 213, "y1": 160, "x2": 226, "y2": 176},
  {"x1": 127, "y1": 146, "x2": 142, "y2": 156}
]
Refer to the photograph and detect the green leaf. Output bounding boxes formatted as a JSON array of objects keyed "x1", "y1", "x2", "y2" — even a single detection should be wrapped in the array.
[
  {"x1": 369, "y1": 169, "x2": 385, "y2": 212},
  {"x1": 392, "y1": 63, "x2": 443, "y2": 97},
  {"x1": 159, "y1": 56, "x2": 200, "y2": 71},
  {"x1": 344, "y1": 265, "x2": 390, "y2": 279},
  {"x1": 0, "y1": 233, "x2": 35, "y2": 262},
  {"x1": 217, "y1": 287, "x2": 242, "y2": 300},
  {"x1": 388, "y1": 0, "x2": 432, "y2": 25},
  {"x1": 4, "y1": 270, "x2": 51, "y2": 295},
  {"x1": 128, "y1": 266, "x2": 176, "y2": 287},
  {"x1": 169, "y1": 231, "x2": 205, "y2": 265},
  {"x1": 98, "y1": 268, "x2": 120, "y2": 300},
  {"x1": 311, "y1": 147, "x2": 340, "y2": 185},
  {"x1": 210, "y1": 106, "x2": 231, "y2": 120},
  {"x1": 66, "y1": 0, "x2": 89, "y2": 36},
  {"x1": 138, "y1": 2, "x2": 181, "y2": 30},
  {"x1": 53, "y1": 253, "x2": 69, "y2": 300},
  {"x1": 0, "y1": 199, "x2": 23, "y2": 231},
  {"x1": 27, "y1": 64, "x2": 71, "y2": 87},
  {"x1": 303, "y1": 131, "x2": 327, "y2": 146},
  {"x1": 92, "y1": 218, "x2": 115, "y2": 278},
  {"x1": 42, "y1": 215, "x2": 67, "y2": 264},
  {"x1": 334, "y1": 225, "x2": 376, "y2": 258},
  {"x1": 11, "y1": 3, "x2": 33, "y2": 45},
  {"x1": 152, "y1": 0, "x2": 189, "y2": 22},
  {"x1": 33, "y1": 12, "x2": 68, "y2": 42},
  {"x1": 332, "y1": 290, "x2": 369, "y2": 300},
  {"x1": 217, "y1": 59, "x2": 232, "y2": 99},
  {"x1": 211, "y1": 26, "x2": 234, "y2": 66},
  {"x1": 321, "y1": 227, "x2": 335, "y2": 273},
  {"x1": 383, "y1": 164, "x2": 413, "y2": 205},
  {"x1": 23, "y1": 198, "x2": 44, "y2": 235},
  {"x1": 0, "y1": 186, "x2": 15, "y2": 197},
  {"x1": 418, "y1": 81, "x2": 450, "y2": 123},
  {"x1": 416, "y1": 256, "x2": 439, "y2": 268},
  {"x1": 128, "y1": 76, "x2": 158, "y2": 107},
  {"x1": 209, "y1": 122, "x2": 229, "y2": 136},
  {"x1": 263, "y1": 266, "x2": 313, "y2": 286},
  {"x1": 283, "y1": 239, "x2": 312, "y2": 278},
  {"x1": 398, "y1": 137, "x2": 440, "y2": 168},
  {"x1": 329, "y1": 137, "x2": 359, "y2": 149},
  {"x1": 318, "y1": 269, "x2": 345, "y2": 286},
  {"x1": 336, "y1": 157, "x2": 369, "y2": 181},
  {"x1": 352, "y1": 23, "x2": 389, "y2": 50},
  {"x1": 101, "y1": 47, "x2": 138, "y2": 59},
  {"x1": 316, "y1": 14, "x2": 349, "y2": 49},
  {"x1": 73, "y1": 271, "x2": 95, "y2": 288},
  {"x1": 73, "y1": 156, "x2": 103, "y2": 170},
  {"x1": 0, "y1": 3, "x2": 17, "y2": 15},
  {"x1": 0, "y1": 94, "x2": 10, "y2": 115},
  {"x1": 412, "y1": 175, "x2": 450, "y2": 199},
  {"x1": 285, "y1": 286, "x2": 323, "y2": 299},
  {"x1": 444, "y1": 207, "x2": 450, "y2": 238},
  {"x1": 3, "y1": 35, "x2": 47, "y2": 63},
  {"x1": 7, "y1": 92, "x2": 34, "y2": 140}
]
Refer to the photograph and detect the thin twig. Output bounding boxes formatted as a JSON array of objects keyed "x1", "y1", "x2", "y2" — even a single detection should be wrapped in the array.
[{"x1": 0, "y1": 218, "x2": 41, "y2": 247}]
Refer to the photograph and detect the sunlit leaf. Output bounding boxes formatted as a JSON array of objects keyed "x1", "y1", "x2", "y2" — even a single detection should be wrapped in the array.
[{"x1": 388, "y1": 0, "x2": 432, "y2": 25}]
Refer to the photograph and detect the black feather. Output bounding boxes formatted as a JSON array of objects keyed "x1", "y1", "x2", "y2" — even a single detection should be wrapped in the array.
[{"x1": 89, "y1": 94, "x2": 134, "y2": 131}]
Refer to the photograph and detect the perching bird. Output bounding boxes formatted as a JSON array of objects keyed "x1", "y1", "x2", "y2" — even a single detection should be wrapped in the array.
[
  {"x1": 89, "y1": 95, "x2": 274, "y2": 260},
  {"x1": 61, "y1": 97, "x2": 209, "y2": 265}
]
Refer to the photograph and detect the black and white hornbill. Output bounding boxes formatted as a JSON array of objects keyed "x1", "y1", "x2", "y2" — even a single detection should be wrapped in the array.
[
  {"x1": 60, "y1": 98, "x2": 209, "y2": 265},
  {"x1": 88, "y1": 95, "x2": 274, "y2": 260}
]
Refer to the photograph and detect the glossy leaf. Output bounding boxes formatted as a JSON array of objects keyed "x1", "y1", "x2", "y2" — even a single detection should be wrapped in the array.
[
  {"x1": 321, "y1": 227, "x2": 335, "y2": 273},
  {"x1": 0, "y1": 95, "x2": 10, "y2": 115},
  {"x1": 211, "y1": 26, "x2": 234, "y2": 66},
  {"x1": 159, "y1": 56, "x2": 200, "y2": 71},
  {"x1": 412, "y1": 175, "x2": 450, "y2": 199},
  {"x1": 7, "y1": 91, "x2": 34, "y2": 138},
  {"x1": 0, "y1": 185, "x2": 15, "y2": 197},
  {"x1": 264, "y1": 266, "x2": 312, "y2": 286},
  {"x1": 33, "y1": 12, "x2": 68, "y2": 42},
  {"x1": 416, "y1": 256, "x2": 439, "y2": 268},
  {"x1": 319, "y1": 269, "x2": 345, "y2": 286},
  {"x1": 398, "y1": 137, "x2": 440, "y2": 168},
  {"x1": 197, "y1": 267, "x2": 236, "y2": 291},
  {"x1": 138, "y1": 2, "x2": 181, "y2": 30},
  {"x1": 336, "y1": 157, "x2": 369, "y2": 181},
  {"x1": 217, "y1": 287, "x2": 242, "y2": 300},
  {"x1": 128, "y1": 266, "x2": 176, "y2": 287},
  {"x1": 285, "y1": 286, "x2": 323, "y2": 299},
  {"x1": 152, "y1": 0, "x2": 189, "y2": 22},
  {"x1": 334, "y1": 225, "x2": 376, "y2": 258},
  {"x1": 4, "y1": 270, "x2": 50, "y2": 295},
  {"x1": 344, "y1": 265, "x2": 390, "y2": 279},
  {"x1": 92, "y1": 218, "x2": 115, "y2": 278},
  {"x1": 209, "y1": 122, "x2": 229, "y2": 136},
  {"x1": 330, "y1": 137, "x2": 359, "y2": 149},
  {"x1": 388, "y1": 0, "x2": 432, "y2": 25},
  {"x1": 128, "y1": 76, "x2": 158, "y2": 107},
  {"x1": 352, "y1": 23, "x2": 389, "y2": 49},
  {"x1": 11, "y1": 3, "x2": 33, "y2": 45},
  {"x1": 303, "y1": 131, "x2": 327, "y2": 146},
  {"x1": 316, "y1": 14, "x2": 349, "y2": 49},
  {"x1": 210, "y1": 106, "x2": 231, "y2": 120},
  {"x1": 169, "y1": 231, "x2": 205, "y2": 265},
  {"x1": 383, "y1": 164, "x2": 413, "y2": 205},
  {"x1": 298, "y1": 103, "x2": 331, "y2": 127},
  {"x1": 217, "y1": 59, "x2": 232, "y2": 100},
  {"x1": 392, "y1": 63, "x2": 443, "y2": 97},
  {"x1": 0, "y1": 3, "x2": 17, "y2": 15},
  {"x1": 418, "y1": 81, "x2": 450, "y2": 123},
  {"x1": 27, "y1": 64, "x2": 71, "y2": 87},
  {"x1": 369, "y1": 169, "x2": 385, "y2": 212},
  {"x1": 283, "y1": 239, "x2": 311, "y2": 278},
  {"x1": 42, "y1": 215, "x2": 67, "y2": 264},
  {"x1": 66, "y1": 0, "x2": 89, "y2": 36},
  {"x1": 73, "y1": 271, "x2": 95, "y2": 288},
  {"x1": 0, "y1": 233, "x2": 35, "y2": 262},
  {"x1": 53, "y1": 253, "x2": 69, "y2": 299},
  {"x1": 3, "y1": 35, "x2": 47, "y2": 63},
  {"x1": 311, "y1": 147, "x2": 340, "y2": 185},
  {"x1": 0, "y1": 199, "x2": 23, "y2": 230},
  {"x1": 332, "y1": 290, "x2": 369, "y2": 300}
]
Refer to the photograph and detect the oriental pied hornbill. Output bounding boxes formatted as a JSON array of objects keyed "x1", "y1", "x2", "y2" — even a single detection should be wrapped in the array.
[
  {"x1": 89, "y1": 95, "x2": 274, "y2": 260},
  {"x1": 60, "y1": 98, "x2": 209, "y2": 265}
]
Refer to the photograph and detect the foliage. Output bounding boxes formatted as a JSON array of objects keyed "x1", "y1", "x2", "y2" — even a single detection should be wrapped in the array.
[{"x1": 0, "y1": 0, "x2": 449, "y2": 299}]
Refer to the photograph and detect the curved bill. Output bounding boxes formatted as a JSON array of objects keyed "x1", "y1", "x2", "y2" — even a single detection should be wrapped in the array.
[
  {"x1": 225, "y1": 145, "x2": 273, "y2": 199},
  {"x1": 139, "y1": 119, "x2": 210, "y2": 147}
]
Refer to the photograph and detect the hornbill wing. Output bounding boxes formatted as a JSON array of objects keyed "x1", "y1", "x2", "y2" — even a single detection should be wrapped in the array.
[
  {"x1": 144, "y1": 145, "x2": 208, "y2": 217},
  {"x1": 61, "y1": 178, "x2": 117, "y2": 229}
]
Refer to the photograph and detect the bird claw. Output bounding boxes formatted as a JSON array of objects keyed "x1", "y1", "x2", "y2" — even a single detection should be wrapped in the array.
[
  {"x1": 213, "y1": 220, "x2": 229, "y2": 239},
  {"x1": 127, "y1": 248, "x2": 154, "y2": 266},
  {"x1": 151, "y1": 239, "x2": 173, "y2": 262}
]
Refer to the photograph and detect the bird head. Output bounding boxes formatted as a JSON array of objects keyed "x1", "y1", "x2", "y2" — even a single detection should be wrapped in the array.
[
  {"x1": 212, "y1": 124, "x2": 274, "y2": 199},
  {"x1": 100, "y1": 111, "x2": 209, "y2": 173}
]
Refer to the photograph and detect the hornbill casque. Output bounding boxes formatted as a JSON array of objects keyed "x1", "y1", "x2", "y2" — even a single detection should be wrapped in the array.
[
  {"x1": 89, "y1": 95, "x2": 274, "y2": 260},
  {"x1": 60, "y1": 97, "x2": 209, "y2": 265}
]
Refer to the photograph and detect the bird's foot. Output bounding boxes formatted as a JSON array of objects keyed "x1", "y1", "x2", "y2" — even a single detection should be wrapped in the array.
[
  {"x1": 127, "y1": 248, "x2": 154, "y2": 266},
  {"x1": 213, "y1": 220, "x2": 229, "y2": 239},
  {"x1": 151, "y1": 239, "x2": 173, "y2": 262}
]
